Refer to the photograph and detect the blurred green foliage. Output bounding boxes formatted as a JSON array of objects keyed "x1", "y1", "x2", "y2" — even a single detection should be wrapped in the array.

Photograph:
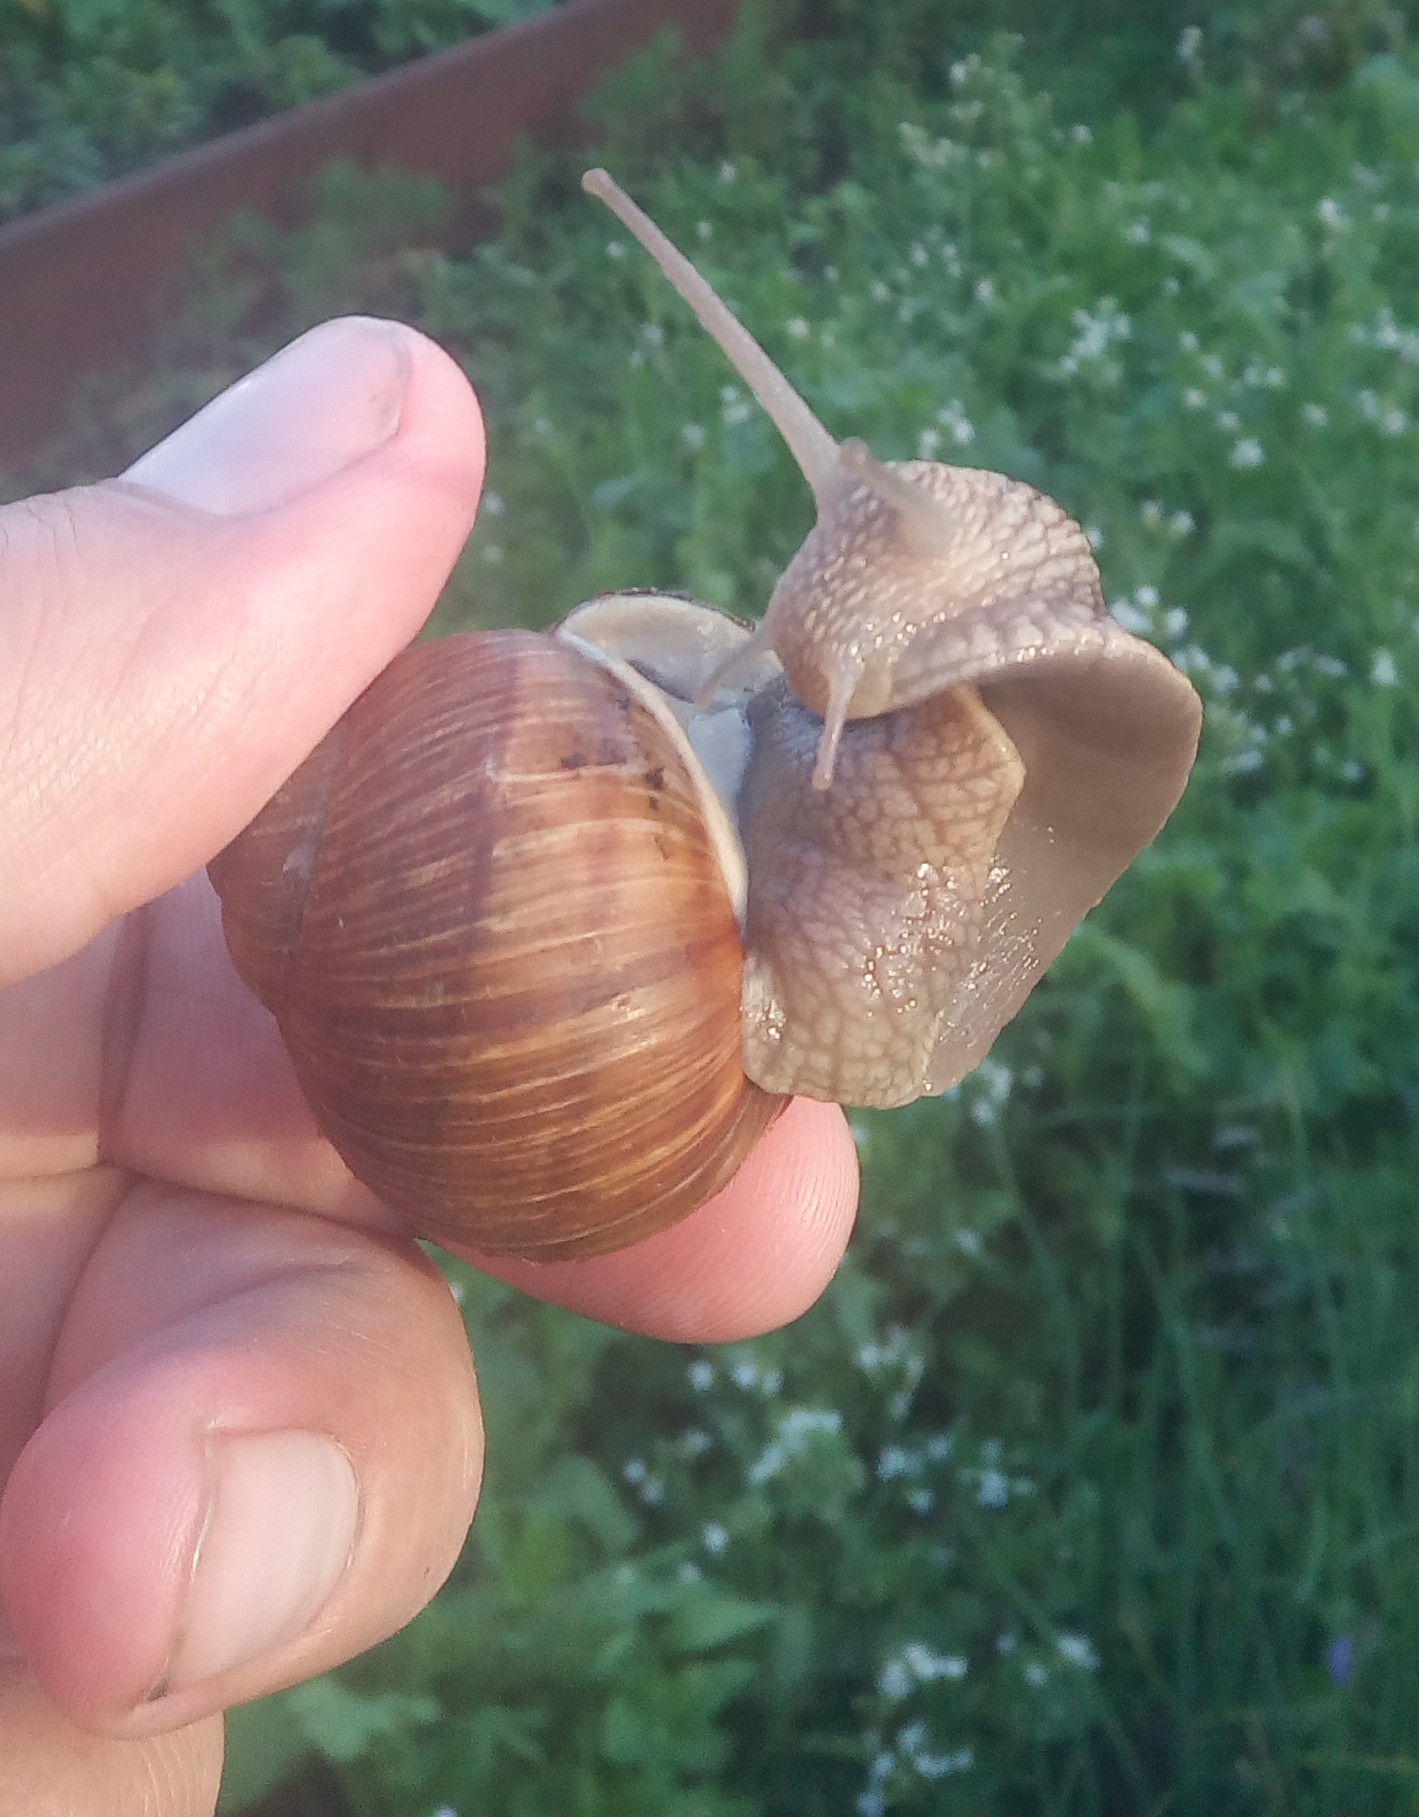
[
  {"x1": 12, "y1": 0, "x2": 1419, "y2": 1811},
  {"x1": 0, "y1": 0, "x2": 562, "y2": 223}
]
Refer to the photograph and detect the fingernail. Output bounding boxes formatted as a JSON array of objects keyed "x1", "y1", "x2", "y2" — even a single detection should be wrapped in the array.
[
  {"x1": 159, "y1": 1431, "x2": 359, "y2": 1696},
  {"x1": 124, "y1": 317, "x2": 411, "y2": 515}
]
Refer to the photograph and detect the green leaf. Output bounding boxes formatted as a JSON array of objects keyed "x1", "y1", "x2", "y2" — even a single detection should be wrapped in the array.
[
  {"x1": 286, "y1": 1676, "x2": 439, "y2": 1766},
  {"x1": 665, "y1": 1592, "x2": 776, "y2": 1655}
]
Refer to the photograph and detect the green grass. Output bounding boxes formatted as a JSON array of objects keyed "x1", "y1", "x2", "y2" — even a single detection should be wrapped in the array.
[{"x1": 13, "y1": 2, "x2": 1419, "y2": 1811}]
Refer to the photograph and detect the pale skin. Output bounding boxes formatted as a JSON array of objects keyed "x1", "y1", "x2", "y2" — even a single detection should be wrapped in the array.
[{"x1": 0, "y1": 318, "x2": 859, "y2": 1815}]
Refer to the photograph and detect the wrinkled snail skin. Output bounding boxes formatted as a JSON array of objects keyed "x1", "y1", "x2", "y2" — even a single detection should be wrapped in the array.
[
  {"x1": 208, "y1": 170, "x2": 1203, "y2": 1262},
  {"x1": 756, "y1": 454, "x2": 1107, "y2": 734},
  {"x1": 737, "y1": 673, "x2": 1026, "y2": 1106}
]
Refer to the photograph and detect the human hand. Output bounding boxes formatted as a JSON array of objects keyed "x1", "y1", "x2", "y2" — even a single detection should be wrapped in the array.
[{"x1": 0, "y1": 319, "x2": 859, "y2": 1814}]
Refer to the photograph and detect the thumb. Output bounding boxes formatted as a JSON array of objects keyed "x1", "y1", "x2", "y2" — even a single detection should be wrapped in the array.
[{"x1": 0, "y1": 317, "x2": 485, "y2": 985}]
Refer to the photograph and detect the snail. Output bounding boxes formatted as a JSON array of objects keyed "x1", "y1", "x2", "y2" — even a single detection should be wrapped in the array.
[{"x1": 208, "y1": 170, "x2": 1203, "y2": 1262}]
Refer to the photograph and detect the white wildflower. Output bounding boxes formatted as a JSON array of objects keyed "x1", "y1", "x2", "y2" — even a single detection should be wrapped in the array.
[
  {"x1": 1111, "y1": 597, "x2": 1150, "y2": 634},
  {"x1": 935, "y1": 398, "x2": 976, "y2": 445},
  {"x1": 880, "y1": 1642, "x2": 969, "y2": 1697},
  {"x1": 748, "y1": 1406, "x2": 842, "y2": 1484},
  {"x1": 1064, "y1": 298, "x2": 1131, "y2": 366},
  {"x1": 976, "y1": 1468, "x2": 1010, "y2": 1508},
  {"x1": 1371, "y1": 649, "x2": 1398, "y2": 686},
  {"x1": 1230, "y1": 436, "x2": 1264, "y2": 469},
  {"x1": 1381, "y1": 403, "x2": 1407, "y2": 435},
  {"x1": 1057, "y1": 1632, "x2": 1100, "y2": 1670},
  {"x1": 913, "y1": 1647, "x2": 968, "y2": 1680},
  {"x1": 913, "y1": 1746, "x2": 974, "y2": 1778}
]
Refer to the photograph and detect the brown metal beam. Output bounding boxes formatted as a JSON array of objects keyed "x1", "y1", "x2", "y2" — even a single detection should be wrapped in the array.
[{"x1": 0, "y1": 0, "x2": 741, "y2": 467}]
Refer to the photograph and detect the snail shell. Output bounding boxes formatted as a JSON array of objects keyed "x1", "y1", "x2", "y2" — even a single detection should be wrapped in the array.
[
  {"x1": 209, "y1": 628, "x2": 781, "y2": 1259},
  {"x1": 208, "y1": 172, "x2": 1203, "y2": 1261}
]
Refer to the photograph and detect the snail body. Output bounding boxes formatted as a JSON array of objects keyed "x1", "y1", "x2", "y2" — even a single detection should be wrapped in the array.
[{"x1": 209, "y1": 173, "x2": 1203, "y2": 1260}]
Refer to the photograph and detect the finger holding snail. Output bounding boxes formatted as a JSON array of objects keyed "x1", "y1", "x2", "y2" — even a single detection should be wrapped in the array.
[{"x1": 458, "y1": 1095, "x2": 859, "y2": 1342}]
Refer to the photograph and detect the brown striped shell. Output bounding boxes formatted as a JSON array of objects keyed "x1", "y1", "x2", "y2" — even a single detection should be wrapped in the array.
[{"x1": 208, "y1": 631, "x2": 780, "y2": 1258}]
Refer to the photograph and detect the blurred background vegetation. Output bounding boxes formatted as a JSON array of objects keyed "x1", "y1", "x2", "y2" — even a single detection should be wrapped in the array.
[
  {"x1": 9, "y1": 0, "x2": 1419, "y2": 1811},
  {"x1": 0, "y1": 0, "x2": 565, "y2": 221}
]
